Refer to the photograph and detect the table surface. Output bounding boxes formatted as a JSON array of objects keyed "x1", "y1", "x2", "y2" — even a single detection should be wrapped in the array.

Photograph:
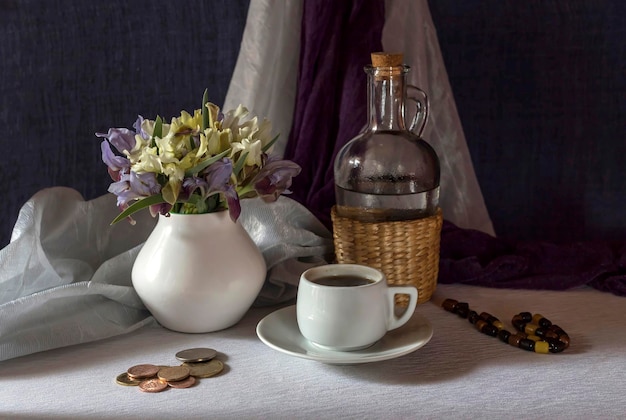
[{"x1": 1, "y1": 283, "x2": 624, "y2": 419}]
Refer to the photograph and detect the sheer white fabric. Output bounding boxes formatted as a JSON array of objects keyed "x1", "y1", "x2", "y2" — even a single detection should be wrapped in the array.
[
  {"x1": 382, "y1": 0, "x2": 494, "y2": 235},
  {"x1": 223, "y1": 0, "x2": 302, "y2": 158},
  {"x1": 225, "y1": 0, "x2": 494, "y2": 235}
]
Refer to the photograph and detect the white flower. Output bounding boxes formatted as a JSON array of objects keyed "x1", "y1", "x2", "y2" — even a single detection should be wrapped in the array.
[{"x1": 231, "y1": 138, "x2": 263, "y2": 167}]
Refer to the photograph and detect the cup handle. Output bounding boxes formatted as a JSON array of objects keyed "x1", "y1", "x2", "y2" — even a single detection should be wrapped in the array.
[{"x1": 386, "y1": 286, "x2": 418, "y2": 331}]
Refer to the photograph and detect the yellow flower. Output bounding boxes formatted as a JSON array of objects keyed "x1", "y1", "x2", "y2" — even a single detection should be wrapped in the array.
[
  {"x1": 161, "y1": 177, "x2": 181, "y2": 205},
  {"x1": 141, "y1": 118, "x2": 172, "y2": 138},
  {"x1": 170, "y1": 110, "x2": 203, "y2": 142},
  {"x1": 131, "y1": 146, "x2": 163, "y2": 174},
  {"x1": 205, "y1": 103, "x2": 221, "y2": 129},
  {"x1": 204, "y1": 128, "x2": 231, "y2": 156}
]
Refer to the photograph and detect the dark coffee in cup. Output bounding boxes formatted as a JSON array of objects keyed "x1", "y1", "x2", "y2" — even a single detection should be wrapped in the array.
[{"x1": 311, "y1": 275, "x2": 375, "y2": 287}]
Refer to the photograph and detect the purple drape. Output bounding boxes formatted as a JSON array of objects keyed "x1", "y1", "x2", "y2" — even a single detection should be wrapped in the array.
[
  {"x1": 283, "y1": 0, "x2": 385, "y2": 229},
  {"x1": 439, "y1": 220, "x2": 626, "y2": 297}
]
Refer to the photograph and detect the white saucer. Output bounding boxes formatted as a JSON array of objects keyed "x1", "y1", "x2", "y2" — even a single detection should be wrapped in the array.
[{"x1": 256, "y1": 305, "x2": 433, "y2": 364}]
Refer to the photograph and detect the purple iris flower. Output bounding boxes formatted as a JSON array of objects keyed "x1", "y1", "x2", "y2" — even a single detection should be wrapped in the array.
[
  {"x1": 133, "y1": 116, "x2": 150, "y2": 141},
  {"x1": 149, "y1": 202, "x2": 172, "y2": 218},
  {"x1": 204, "y1": 159, "x2": 233, "y2": 190},
  {"x1": 96, "y1": 127, "x2": 136, "y2": 154},
  {"x1": 107, "y1": 174, "x2": 137, "y2": 208},
  {"x1": 129, "y1": 171, "x2": 161, "y2": 197},
  {"x1": 107, "y1": 171, "x2": 160, "y2": 209},
  {"x1": 203, "y1": 158, "x2": 241, "y2": 222},
  {"x1": 182, "y1": 176, "x2": 209, "y2": 198},
  {"x1": 223, "y1": 187, "x2": 241, "y2": 222},
  {"x1": 253, "y1": 159, "x2": 301, "y2": 202},
  {"x1": 100, "y1": 141, "x2": 130, "y2": 181},
  {"x1": 181, "y1": 159, "x2": 241, "y2": 221}
]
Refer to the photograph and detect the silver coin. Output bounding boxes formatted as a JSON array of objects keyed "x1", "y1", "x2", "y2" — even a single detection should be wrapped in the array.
[{"x1": 175, "y1": 347, "x2": 217, "y2": 363}]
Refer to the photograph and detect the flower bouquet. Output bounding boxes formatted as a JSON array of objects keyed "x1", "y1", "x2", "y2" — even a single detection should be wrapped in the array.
[{"x1": 97, "y1": 90, "x2": 300, "y2": 224}]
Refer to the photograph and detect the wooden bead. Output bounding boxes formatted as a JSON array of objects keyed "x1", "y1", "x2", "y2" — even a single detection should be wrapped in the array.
[
  {"x1": 492, "y1": 320, "x2": 505, "y2": 331},
  {"x1": 512, "y1": 318, "x2": 526, "y2": 332},
  {"x1": 531, "y1": 314, "x2": 552, "y2": 328},
  {"x1": 518, "y1": 338, "x2": 536, "y2": 351},
  {"x1": 547, "y1": 338, "x2": 567, "y2": 353},
  {"x1": 468, "y1": 310, "x2": 479, "y2": 324},
  {"x1": 454, "y1": 302, "x2": 469, "y2": 318},
  {"x1": 479, "y1": 312, "x2": 498, "y2": 324},
  {"x1": 544, "y1": 330, "x2": 560, "y2": 340},
  {"x1": 524, "y1": 323, "x2": 538, "y2": 335},
  {"x1": 534, "y1": 341, "x2": 550, "y2": 354},
  {"x1": 482, "y1": 324, "x2": 498, "y2": 337},
  {"x1": 508, "y1": 333, "x2": 525, "y2": 346},
  {"x1": 442, "y1": 299, "x2": 458, "y2": 312}
]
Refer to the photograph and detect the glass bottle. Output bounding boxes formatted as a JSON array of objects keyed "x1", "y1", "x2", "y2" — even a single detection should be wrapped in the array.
[{"x1": 334, "y1": 52, "x2": 440, "y2": 222}]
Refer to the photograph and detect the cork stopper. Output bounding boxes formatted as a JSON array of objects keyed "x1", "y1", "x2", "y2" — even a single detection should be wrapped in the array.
[{"x1": 371, "y1": 52, "x2": 404, "y2": 67}]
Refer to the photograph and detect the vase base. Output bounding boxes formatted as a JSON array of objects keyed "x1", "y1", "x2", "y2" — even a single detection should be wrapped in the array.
[{"x1": 155, "y1": 317, "x2": 243, "y2": 334}]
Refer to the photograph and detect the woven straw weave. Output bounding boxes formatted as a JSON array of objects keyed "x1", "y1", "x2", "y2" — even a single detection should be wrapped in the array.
[{"x1": 331, "y1": 207, "x2": 443, "y2": 305}]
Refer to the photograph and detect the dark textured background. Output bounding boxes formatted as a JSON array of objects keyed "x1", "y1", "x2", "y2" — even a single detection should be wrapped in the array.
[
  {"x1": 0, "y1": 0, "x2": 250, "y2": 246},
  {"x1": 429, "y1": 0, "x2": 626, "y2": 242},
  {"x1": 1, "y1": 0, "x2": 624, "y2": 247}
]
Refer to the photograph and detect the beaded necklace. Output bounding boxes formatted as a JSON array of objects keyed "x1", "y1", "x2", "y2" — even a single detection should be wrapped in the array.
[{"x1": 442, "y1": 298, "x2": 570, "y2": 354}]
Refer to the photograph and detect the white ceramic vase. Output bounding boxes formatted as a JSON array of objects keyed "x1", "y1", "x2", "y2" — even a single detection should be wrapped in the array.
[{"x1": 132, "y1": 210, "x2": 266, "y2": 333}]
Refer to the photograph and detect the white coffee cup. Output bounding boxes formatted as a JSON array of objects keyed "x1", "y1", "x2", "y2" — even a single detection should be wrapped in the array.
[{"x1": 296, "y1": 264, "x2": 418, "y2": 351}]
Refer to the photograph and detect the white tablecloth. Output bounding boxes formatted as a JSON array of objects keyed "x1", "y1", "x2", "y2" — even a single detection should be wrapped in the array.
[{"x1": 1, "y1": 283, "x2": 624, "y2": 419}]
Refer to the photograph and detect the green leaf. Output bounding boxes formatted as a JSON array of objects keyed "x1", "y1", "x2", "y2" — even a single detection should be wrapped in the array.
[
  {"x1": 110, "y1": 194, "x2": 166, "y2": 225},
  {"x1": 262, "y1": 134, "x2": 280, "y2": 152},
  {"x1": 233, "y1": 151, "x2": 249, "y2": 177},
  {"x1": 206, "y1": 193, "x2": 221, "y2": 212},
  {"x1": 184, "y1": 148, "x2": 231, "y2": 176},
  {"x1": 195, "y1": 198, "x2": 208, "y2": 214},
  {"x1": 151, "y1": 116, "x2": 163, "y2": 148},
  {"x1": 201, "y1": 89, "x2": 209, "y2": 130},
  {"x1": 153, "y1": 116, "x2": 163, "y2": 138}
]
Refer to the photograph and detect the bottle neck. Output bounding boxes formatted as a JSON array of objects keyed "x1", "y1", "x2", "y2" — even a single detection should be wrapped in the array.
[{"x1": 365, "y1": 65, "x2": 408, "y2": 132}]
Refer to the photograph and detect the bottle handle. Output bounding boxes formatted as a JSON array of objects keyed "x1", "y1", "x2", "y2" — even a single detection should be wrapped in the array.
[{"x1": 406, "y1": 85, "x2": 429, "y2": 138}]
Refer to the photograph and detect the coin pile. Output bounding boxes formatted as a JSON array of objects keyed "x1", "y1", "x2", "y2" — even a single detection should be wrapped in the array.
[{"x1": 115, "y1": 347, "x2": 225, "y2": 393}]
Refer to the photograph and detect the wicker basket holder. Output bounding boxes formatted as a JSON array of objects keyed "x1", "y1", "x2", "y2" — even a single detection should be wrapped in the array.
[{"x1": 331, "y1": 206, "x2": 443, "y2": 305}]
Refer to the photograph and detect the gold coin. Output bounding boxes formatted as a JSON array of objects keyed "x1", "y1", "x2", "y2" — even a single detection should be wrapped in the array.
[
  {"x1": 167, "y1": 375, "x2": 196, "y2": 389},
  {"x1": 158, "y1": 365, "x2": 190, "y2": 382},
  {"x1": 138, "y1": 378, "x2": 168, "y2": 393},
  {"x1": 175, "y1": 347, "x2": 217, "y2": 363},
  {"x1": 127, "y1": 364, "x2": 159, "y2": 379},
  {"x1": 115, "y1": 372, "x2": 142, "y2": 386},
  {"x1": 183, "y1": 359, "x2": 224, "y2": 378}
]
